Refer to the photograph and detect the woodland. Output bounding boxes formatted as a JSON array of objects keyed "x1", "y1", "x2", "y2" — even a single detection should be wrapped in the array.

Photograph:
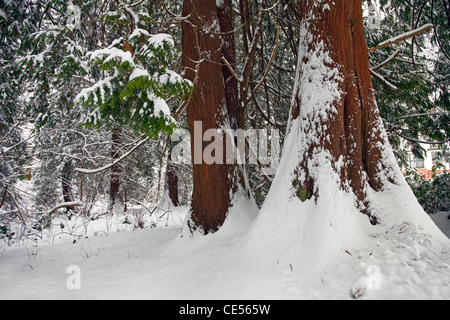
[{"x1": 0, "y1": 0, "x2": 449, "y2": 300}]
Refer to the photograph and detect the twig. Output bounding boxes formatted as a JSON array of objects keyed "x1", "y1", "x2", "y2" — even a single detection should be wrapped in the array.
[
  {"x1": 370, "y1": 69, "x2": 398, "y2": 90},
  {"x1": 371, "y1": 50, "x2": 401, "y2": 71},
  {"x1": 6, "y1": 189, "x2": 26, "y2": 225},
  {"x1": 222, "y1": 57, "x2": 242, "y2": 83},
  {"x1": 254, "y1": 25, "x2": 280, "y2": 93}
]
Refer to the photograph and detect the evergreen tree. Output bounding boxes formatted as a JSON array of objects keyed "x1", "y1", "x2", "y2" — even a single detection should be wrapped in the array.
[{"x1": 363, "y1": 0, "x2": 450, "y2": 165}]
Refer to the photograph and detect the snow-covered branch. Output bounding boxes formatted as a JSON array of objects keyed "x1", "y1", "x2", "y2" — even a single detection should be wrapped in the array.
[
  {"x1": 368, "y1": 23, "x2": 434, "y2": 53},
  {"x1": 47, "y1": 202, "x2": 82, "y2": 216},
  {"x1": 75, "y1": 136, "x2": 150, "y2": 175}
]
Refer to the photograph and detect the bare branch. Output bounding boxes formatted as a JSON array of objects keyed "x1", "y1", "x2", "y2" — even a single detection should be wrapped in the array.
[
  {"x1": 370, "y1": 68, "x2": 398, "y2": 90},
  {"x1": 222, "y1": 57, "x2": 242, "y2": 83},
  {"x1": 371, "y1": 50, "x2": 401, "y2": 71},
  {"x1": 254, "y1": 25, "x2": 280, "y2": 93},
  {"x1": 398, "y1": 111, "x2": 450, "y2": 120}
]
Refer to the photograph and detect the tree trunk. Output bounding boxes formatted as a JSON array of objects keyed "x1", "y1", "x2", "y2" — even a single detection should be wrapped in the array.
[
  {"x1": 290, "y1": 0, "x2": 396, "y2": 224},
  {"x1": 182, "y1": 0, "x2": 251, "y2": 234},
  {"x1": 62, "y1": 160, "x2": 79, "y2": 213},
  {"x1": 167, "y1": 150, "x2": 180, "y2": 207},
  {"x1": 109, "y1": 127, "x2": 124, "y2": 213}
]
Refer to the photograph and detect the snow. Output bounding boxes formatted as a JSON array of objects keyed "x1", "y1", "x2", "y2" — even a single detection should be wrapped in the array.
[
  {"x1": 0, "y1": 9, "x2": 7, "y2": 20},
  {"x1": 129, "y1": 67, "x2": 149, "y2": 81},
  {"x1": 89, "y1": 47, "x2": 134, "y2": 67},
  {"x1": 129, "y1": 28, "x2": 150, "y2": 41},
  {"x1": 74, "y1": 69, "x2": 117, "y2": 105},
  {"x1": 148, "y1": 34, "x2": 174, "y2": 49},
  {"x1": 1, "y1": 187, "x2": 448, "y2": 300},
  {"x1": 152, "y1": 96, "x2": 171, "y2": 118}
]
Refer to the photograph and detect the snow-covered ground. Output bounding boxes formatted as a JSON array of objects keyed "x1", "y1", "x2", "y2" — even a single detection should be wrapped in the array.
[{"x1": 0, "y1": 202, "x2": 449, "y2": 300}]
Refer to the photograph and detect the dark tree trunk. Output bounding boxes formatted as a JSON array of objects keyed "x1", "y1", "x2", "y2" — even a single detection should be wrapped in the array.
[
  {"x1": 62, "y1": 161, "x2": 75, "y2": 204},
  {"x1": 61, "y1": 160, "x2": 79, "y2": 213},
  {"x1": 109, "y1": 127, "x2": 124, "y2": 213},
  {"x1": 167, "y1": 150, "x2": 180, "y2": 207}
]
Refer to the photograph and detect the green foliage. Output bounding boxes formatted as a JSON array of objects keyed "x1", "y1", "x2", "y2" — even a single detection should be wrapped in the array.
[
  {"x1": 407, "y1": 168, "x2": 450, "y2": 214},
  {"x1": 72, "y1": 2, "x2": 193, "y2": 139},
  {"x1": 297, "y1": 187, "x2": 312, "y2": 203},
  {"x1": 364, "y1": 0, "x2": 450, "y2": 163},
  {"x1": 75, "y1": 31, "x2": 192, "y2": 138}
]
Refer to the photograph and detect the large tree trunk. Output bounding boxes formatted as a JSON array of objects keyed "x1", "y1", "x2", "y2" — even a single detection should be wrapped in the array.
[
  {"x1": 290, "y1": 0, "x2": 391, "y2": 223},
  {"x1": 182, "y1": 0, "x2": 251, "y2": 235},
  {"x1": 241, "y1": 0, "x2": 449, "y2": 299}
]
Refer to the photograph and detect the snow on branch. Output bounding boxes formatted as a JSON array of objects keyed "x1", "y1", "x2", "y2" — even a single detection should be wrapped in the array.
[
  {"x1": 368, "y1": 23, "x2": 434, "y2": 53},
  {"x1": 47, "y1": 202, "x2": 82, "y2": 216},
  {"x1": 75, "y1": 136, "x2": 150, "y2": 175}
]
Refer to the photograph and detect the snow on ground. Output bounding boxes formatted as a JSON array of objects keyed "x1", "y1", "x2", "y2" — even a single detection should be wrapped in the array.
[{"x1": 0, "y1": 201, "x2": 449, "y2": 300}]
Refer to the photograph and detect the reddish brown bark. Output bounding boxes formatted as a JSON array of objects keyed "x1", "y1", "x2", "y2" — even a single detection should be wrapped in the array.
[
  {"x1": 293, "y1": 0, "x2": 385, "y2": 223},
  {"x1": 182, "y1": 0, "x2": 245, "y2": 234}
]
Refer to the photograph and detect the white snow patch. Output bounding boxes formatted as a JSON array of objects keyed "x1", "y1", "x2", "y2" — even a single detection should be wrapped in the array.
[{"x1": 148, "y1": 33, "x2": 174, "y2": 49}]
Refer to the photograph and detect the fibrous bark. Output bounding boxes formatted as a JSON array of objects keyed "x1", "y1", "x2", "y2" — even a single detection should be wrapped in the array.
[
  {"x1": 182, "y1": 0, "x2": 249, "y2": 234},
  {"x1": 291, "y1": 0, "x2": 397, "y2": 223}
]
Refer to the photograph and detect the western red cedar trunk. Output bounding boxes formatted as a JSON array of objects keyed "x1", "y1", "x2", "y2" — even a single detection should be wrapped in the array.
[
  {"x1": 292, "y1": 0, "x2": 386, "y2": 223},
  {"x1": 182, "y1": 0, "x2": 246, "y2": 234}
]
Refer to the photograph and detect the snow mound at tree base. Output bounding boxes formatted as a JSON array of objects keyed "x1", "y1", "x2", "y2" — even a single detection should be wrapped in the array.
[{"x1": 238, "y1": 153, "x2": 450, "y2": 299}]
